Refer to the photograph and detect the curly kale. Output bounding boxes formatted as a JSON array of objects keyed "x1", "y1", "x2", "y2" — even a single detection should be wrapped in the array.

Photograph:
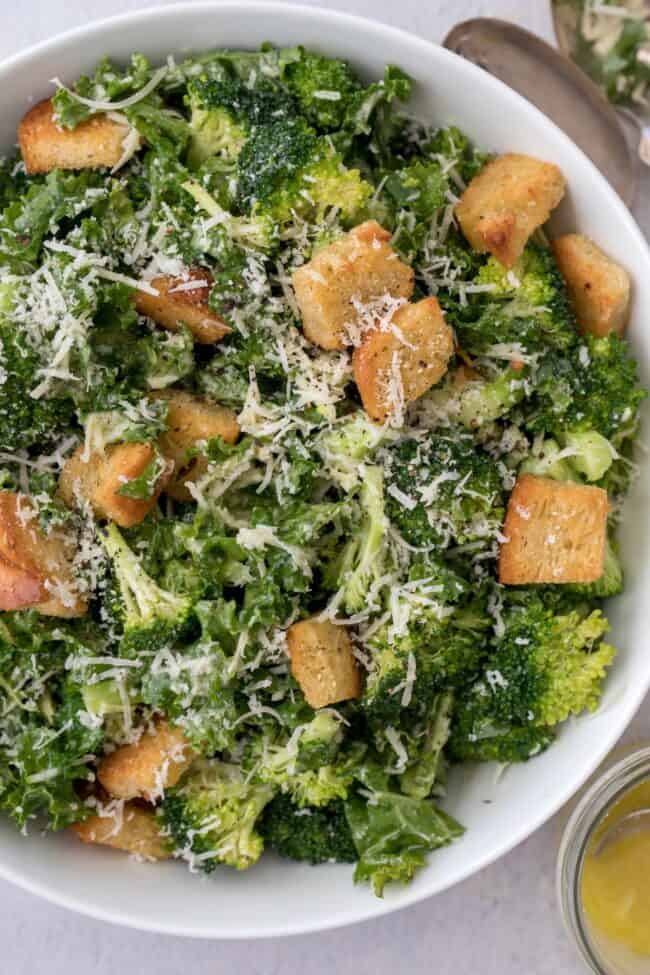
[
  {"x1": 0, "y1": 613, "x2": 106, "y2": 829},
  {"x1": 0, "y1": 321, "x2": 75, "y2": 451}
]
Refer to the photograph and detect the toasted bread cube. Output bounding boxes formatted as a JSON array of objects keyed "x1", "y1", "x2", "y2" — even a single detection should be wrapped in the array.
[
  {"x1": 456, "y1": 154, "x2": 566, "y2": 268},
  {"x1": 0, "y1": 491, "x2": 87, "y2": 617},
  {"x1": 18, "y1": 98, "x2": 131, "y2": 174},
  {"x1": 134, "y1": 269, "x2": 230, "y2": 345},
  {"x1": 58, "y1": 442, "x2": 170, "y2": 529},
  {"x1": 353, "y1": 297, "x2": 454, "y2": 422},
  {"x1": 292, "y1": 221, "x2": 414, "y2": 351},
  {"x1": 97, "y1": 720, "x2": 194, "y2": 802},
  {"x1": 552, "y1": 234, "x2": 631, "y2": 337},
  {"x1": 287, "y1": 617, "x2": 362, "y2": 709},
  {"x1": 72, "y1": 803, "x2": 170, "y2": 860},
  {"x1": 153, "y1": 389, "x2": 240, "y2": 502},
  {"x1": 499, "y1": 474, "x2": 608, "y2": 585}
]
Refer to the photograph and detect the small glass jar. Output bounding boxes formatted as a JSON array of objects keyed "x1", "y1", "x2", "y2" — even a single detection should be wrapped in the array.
[{"x1": 557, "y1": 746, "x2": 650, "y2": 975}]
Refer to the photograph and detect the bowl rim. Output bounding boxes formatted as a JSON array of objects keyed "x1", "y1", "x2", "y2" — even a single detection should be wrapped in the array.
[{"x1": 0, "y1": 0, "x2": 649, "y2": 939}]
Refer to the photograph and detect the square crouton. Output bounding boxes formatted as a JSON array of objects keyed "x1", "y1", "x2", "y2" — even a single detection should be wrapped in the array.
[
  {"x1": 353, "y1": 297, "x2": 454, "y2": 422},
  {"x1": 552, "y1": 234, "x2": 631, "y2": 337},
  {"x1": 456, "y1": 154, "x2": 566, "y2": 268},
  {"x1": 292, "y1": 221, "x2": 414, "y2": 351},
  {"x1": 97, "y1": 720, "x2": 194, "y2": 802},
  {"x1": 58, "y1": 442, "x2": 171, "y2": 529},
  {"x1": 153, "y1": 389, "x2": 240, "y2": 501},
  {"x1": 134, "y1": 269, "x2": 231, "y2": 345},
  {"x1": 18, "y1": 98, "x2": 132, "y2": 174},
  {"x1": 72, "y1": 803, "x2": 170, "y2": 860},
  {"x1": 287, "y1": 617, "x2": 362, "y2": 709},
  {"x1": 499, "y1": 474, "x2": 609, "y2": 585},
  {"x1": 0, "y1": 491, "x2": 87, "y2": 617}
]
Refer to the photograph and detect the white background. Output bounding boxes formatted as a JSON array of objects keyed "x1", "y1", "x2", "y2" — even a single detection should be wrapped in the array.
[{"x1": 3, "y1": 2, "x2": 650, "y2": 973}]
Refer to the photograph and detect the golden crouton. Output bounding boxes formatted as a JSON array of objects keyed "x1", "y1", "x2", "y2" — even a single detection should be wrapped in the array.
[
  {"x1": 72, "y1": 803, "x2": 170, "y2": 860},
  {"x1": 18, "y1": 98, "x2": 131, "y2": 174},
  {"x1": 499, "y1": 474, "x2": 608, "y2": 585},
  {"x1": 552, "y1": 234, "x2": 631, "y2": 337},
  {"x1": 353, "y1": 297, "x2": 454, "y2": 422},
  {"x1": 292, "y1": 221, "x2": 414, "y2": 351},
  {"x1": 58, "y1": 442, "x2": 170, "y2": 529},
  {"x1": 97, "y1": 720, "x2": 194, "y2": 802},
  {"x1": 287, "y1": 617, "x2": 362, "y2": 709},
  {"x1": 0, "y1": 491, "x2": 87, "y2": 617},
  {"x1": 134, "y1": 269, "x2": 230, "y2": 345},
  {"x1": 153, "y1": 389, "x2": 240, "y2": 501},
  {"x1": 456, "y1": 154, "x2": 566, "y2": 268}
]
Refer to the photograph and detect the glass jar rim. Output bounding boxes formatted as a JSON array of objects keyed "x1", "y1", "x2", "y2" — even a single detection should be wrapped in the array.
[{"x1": 557, "y1": 745, "x2": 650, "y2": 974}]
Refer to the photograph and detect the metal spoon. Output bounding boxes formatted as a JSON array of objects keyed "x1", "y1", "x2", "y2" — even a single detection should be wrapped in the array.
[
  {"x1": 592, "y1": 807, "x2": 650, "y2": 856},
  {"x1": 443, "y1": 18, "x2": 638, "y2": 206}
]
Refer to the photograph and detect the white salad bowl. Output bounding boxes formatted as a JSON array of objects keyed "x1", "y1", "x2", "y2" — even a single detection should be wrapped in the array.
[{"x1": 0, "y1": 1, "x2": 648, "y2": 939}]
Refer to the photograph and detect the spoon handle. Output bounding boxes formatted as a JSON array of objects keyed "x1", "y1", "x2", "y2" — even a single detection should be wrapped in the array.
[
  {"x1": 617, "y1": 107, "x2": 650, "y2": 168},
  {"x1": 443, "y1": 18, "x2": 638, "y2": 207}
]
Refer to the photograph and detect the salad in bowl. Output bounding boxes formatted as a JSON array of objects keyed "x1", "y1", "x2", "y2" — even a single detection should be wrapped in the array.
[{"x1": 0, "y1": 39, "x2": 644, "y2": 899}]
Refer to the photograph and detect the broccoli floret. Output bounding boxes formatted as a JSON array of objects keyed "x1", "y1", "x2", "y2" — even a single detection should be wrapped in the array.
[
  {"x1": 449, "y1": 596, "x2": 616, "y2": 764},
  {"x1": 561, "y1": 429, "x2": 615, "y2": 481},
  {"x1": 140, "y1": 326, "x2": 195, "y2": 390},
  {"x1": 282, "y1": 49, "x2": 362, "y2": 131},
  {"x1": 294, "y1": 710, "x2": 345, "y2": 769},
  {"x1": 425, "y1": 125, "x2": 491, "y2": 184},
  {"x1": 383, "y1": 160, "x2": 448, "y2": 220},
  {"x1": 520, "y1": 436, "x2": 581, "y2": 482},
  {"x1": 317, "y1": 412, "x2": 390, "y2": 491},
  {"x1": 569, "y1": 537, "x2": 624, "y2": 601},
  {"x1": 456, "y1": 243, "x2": 578, "y2": 358},
  {"x1": 236, "y1": 116, "x2": 371, "y2": 224},
  {"x1": 260, "y1": 794, "x2": 357, "y2": 864},
  {"x1": 186, "y1": 74, "x2": 294, "y2": 167},
  {"x1": 382, "y1": 432, "x2": 504, "y2": 549},
  {"x1": 448, "y1": 708, "x2": 556, "y2": 764},
  {"x1": 363, "y1": 584, "x2": 489, "y2": 729},
  {"x1": 101, "y1": 523, "x2": 194, "y2": 656},
  {"x1": 477, "y1": 244, "x2": 577, "y2": 331},
  {"x1": 327, "y1": 465, "x2": 387, "y2": 614},
  {"x1": 158, "y1": 759, "x2": 274, "y2": 871},
  {"x1": 425, "y1": 366, "x2": 527, "y2": 431},
  {"x1": 243, "y1": 715, "x2": 365, "y2": 807},
  {"x1": 525, "y1": 335, "x2": 646, "y2": 441}
]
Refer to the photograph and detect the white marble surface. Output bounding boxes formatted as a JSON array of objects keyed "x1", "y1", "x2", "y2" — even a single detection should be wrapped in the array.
[{"x1": 2, "y1": 2, "x2": 649, "y2": 972}]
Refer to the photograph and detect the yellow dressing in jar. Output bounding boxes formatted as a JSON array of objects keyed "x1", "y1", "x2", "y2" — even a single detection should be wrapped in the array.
[{"x1": 581, "y1": 779, "x2": 650, "y2": 957}]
